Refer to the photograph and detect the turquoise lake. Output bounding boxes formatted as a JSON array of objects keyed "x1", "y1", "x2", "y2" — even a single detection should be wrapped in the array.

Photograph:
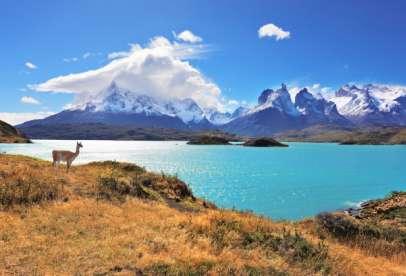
[{"x1": 1, "y1": 140, "x2": 405, "y2": 220}]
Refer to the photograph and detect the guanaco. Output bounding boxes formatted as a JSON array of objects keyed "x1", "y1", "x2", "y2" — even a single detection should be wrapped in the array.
[{"x1": 52, "y1": 142, "x2": 83, "y2": 172}]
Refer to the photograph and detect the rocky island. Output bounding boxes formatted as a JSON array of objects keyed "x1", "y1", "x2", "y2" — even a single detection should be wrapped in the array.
[
  {"x1": 243, "y1": 137, "x2": 288, "y2": 147},
  {"x1": 187, "y1": 135, "x2": 231, "y2": 145}
]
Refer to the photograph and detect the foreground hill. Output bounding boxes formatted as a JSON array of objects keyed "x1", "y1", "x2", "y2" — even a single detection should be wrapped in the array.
[
  {"x1": 0, "y1": 154, "x2": 404, "y2": 275},
  {"x1": 0, "y1": 120, "x2": 30, "y2": 143},
  {"x1": 275, "y1": 125, "x2": 406, "y2": 144}
]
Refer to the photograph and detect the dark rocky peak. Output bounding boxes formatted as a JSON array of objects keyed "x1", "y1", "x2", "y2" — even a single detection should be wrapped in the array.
[
  {"x1": 258, "y1": 89, "x2": 274, "y2": 104},
  {"x1": 295, "y1": 88, "x2": 316, "y2": 105}
]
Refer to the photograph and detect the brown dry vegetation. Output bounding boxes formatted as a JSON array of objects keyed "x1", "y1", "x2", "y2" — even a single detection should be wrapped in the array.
[{"x1": 0, "y1": 154, "x2": 405, "y2": 275}]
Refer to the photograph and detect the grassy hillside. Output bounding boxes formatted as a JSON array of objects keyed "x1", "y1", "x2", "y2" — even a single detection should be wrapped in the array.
[
  {"x1": 0, "y1": 155, "x2": 405, "y2": 275},
  {"x1": 275, "y1": 125, "x2": 406, "y2": 145},
  {"x1": 0, "y1": 120, "x2": 30, "y2": 143}
]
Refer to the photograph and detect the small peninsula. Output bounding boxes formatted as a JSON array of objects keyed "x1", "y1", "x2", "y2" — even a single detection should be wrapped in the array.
[{"x1": 0, "y1": 120, "x2": 31, "y2": 143}]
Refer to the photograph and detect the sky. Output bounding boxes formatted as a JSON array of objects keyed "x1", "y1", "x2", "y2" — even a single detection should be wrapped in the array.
[{"x1": 1, "y1": 0, "x2": 406, "y2": 124}]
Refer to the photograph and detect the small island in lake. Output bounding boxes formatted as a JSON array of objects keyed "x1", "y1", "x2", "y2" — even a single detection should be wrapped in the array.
[
  {"x1": 187, "y1": 135, "x2": 231, "y2": 145},
  {"x1": 243, "y1": 137, "x2": 288, "y2": 147},
  {"x1": 0, "y1": 120, "x2": 31, "y2": 143}
]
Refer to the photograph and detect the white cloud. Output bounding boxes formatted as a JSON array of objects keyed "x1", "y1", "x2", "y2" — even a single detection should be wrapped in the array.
[
  {"x1": 63, "y1": 52, "x2": 101, "y2": 62},
  {"x1": 63, "y1": 103, "x2": 75, "y2": 110},
  {"x1": 63, "y1": 57, "x2": 79, "y2": 63},
  {"x1": 20, "y1": 96, "x2": 41, "y2": 105},
  {"x1": 107, "y1": 51, "x2": 130, "y2": 60},
  {"x1": 173, "y1": 30, "x2": 203, "y2": 43},
  {"x1": 83, "y1": 52, "x2": 91, "y2": 59},
  {"x1": 258, "y1": 23, "x2": 290, "y2": 41},
  {"x1": 25, "y1": 61, "x2": 37, "y2": 69},
  {"x1": 0, "y1": 112, "x2": 54, "y2": 125},
  {"x1": 32, "y1": 36, "x2": 225, "y2": 111}
]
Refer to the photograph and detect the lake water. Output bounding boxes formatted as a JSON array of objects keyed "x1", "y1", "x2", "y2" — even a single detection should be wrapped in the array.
[{"x1": 1, "y1": 140, "x2": 405, "y2": 220}]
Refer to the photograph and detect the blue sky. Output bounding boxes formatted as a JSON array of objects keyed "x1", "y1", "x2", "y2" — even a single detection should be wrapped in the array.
[{"x1": 1, "y1": 0, "x2": 406, "y2": 124}]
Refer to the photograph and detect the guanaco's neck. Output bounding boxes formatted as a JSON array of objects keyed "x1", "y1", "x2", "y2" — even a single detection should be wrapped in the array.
[{"x1": 75, "y1": 145, "x2": 80, "y2": 155}]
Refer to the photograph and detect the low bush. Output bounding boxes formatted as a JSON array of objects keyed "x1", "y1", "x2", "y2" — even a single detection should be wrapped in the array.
[
  {"x1": 190, "y1": 216, "x2": 330, "y2": 273},
  {"x1": 96, "y1": 176, "x2": 151, "y2": 201},
  {"x1": 0, "y1": 171, "x2": 64, "y2": 208},
  {"x1": 316, "y1": 212, "x2": 406, "y2": 256}
]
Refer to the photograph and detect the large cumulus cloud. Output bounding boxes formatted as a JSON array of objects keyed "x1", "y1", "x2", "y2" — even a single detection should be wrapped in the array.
[{"x1": 32, "y1": 35, "x2": 225, "y2": 110}]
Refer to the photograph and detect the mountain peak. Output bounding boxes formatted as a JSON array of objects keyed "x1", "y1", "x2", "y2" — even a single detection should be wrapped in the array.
[
  {"x1": 281, "y1": 83, "x2": 287, "y2": 90},
  {"x1": 251, "y1": 84, "x2": 299, "y2": 116},
  {"x1": 295, "y1": 88, "x2": 313, "y2": 101},
  {"x1": 258, "y1": 89, "x2": 274, "y2": 104}
]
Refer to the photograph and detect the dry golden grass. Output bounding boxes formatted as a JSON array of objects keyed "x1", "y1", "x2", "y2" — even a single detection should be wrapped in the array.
[{"x1": 0, "y1": 154, "x2": 405, "y2": 275}]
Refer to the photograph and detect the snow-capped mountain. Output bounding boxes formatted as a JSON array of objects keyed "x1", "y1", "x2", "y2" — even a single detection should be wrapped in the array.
[
  {"x1": 295, "y1": 88, "x2": 349, "y2": 125},
  {"x1": 224, "y1": 83, "x2": 406, "y2": 135},
  {"x1": 223, "y1": 84, "x2": 307, "y2": 136},
  {"x1": 224, "y1": 84, "x2": 349, "y2": 136},
  {"x1": 19, "y1": 82, "x2": 234, "y2": 130},
  {"x1": 329, "y1": 84, "x2": 406, "y2": 125},
  {"x1": 75, "y1": 82, "x2": 207, "y2": 124},
  {"x1": 17, "y1": 81, "x2": 406, "y2": 138},
  {"x1": 249, "y1": 84, "x2": 300, "y2": 117},
  {"x1": 205, "y1": 106, "x2": 249, "y2": 125}
]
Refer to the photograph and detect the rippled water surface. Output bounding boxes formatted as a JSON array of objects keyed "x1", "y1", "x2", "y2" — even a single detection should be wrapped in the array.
[{"x1": 1, "y1": 140, "x2": 405, "y2": 219}]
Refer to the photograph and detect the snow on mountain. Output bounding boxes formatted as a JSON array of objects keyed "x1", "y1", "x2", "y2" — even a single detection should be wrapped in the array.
[
  {"x1": 249, "y1": 84, "x2": 300, "y2": 117},
  {"x1": 27, "y1": 81, "x2": 406, "y2": 137},
  {"x1": 204, "y1": 109, "x2": 232, "y2": 125},
  {"x1": 165, "y1": 98, "x2": 205, "y2": 123},
  {"x1": 79, "y1": 82, "x2": 170, "y2": 116},
  {"x1": 364, "y1": 84, "x2": 406, "y2": 112},
  {"x1": 329, "y1": 84, "x2": 406, "y2": 124},
  {"x1": 295, "y1": 88, "x2": 349, "y2": 125},
  {"x1": 204, "y1": 106, "x2": 249, "y2": 125},
  {"x1": 70, "y1": 82, "x2": 248, "y2": 126}
]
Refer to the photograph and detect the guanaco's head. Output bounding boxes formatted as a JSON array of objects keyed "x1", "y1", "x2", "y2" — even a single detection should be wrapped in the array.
[{"x1": 77, "y1": 142, "x2": 83, "y2": 148}]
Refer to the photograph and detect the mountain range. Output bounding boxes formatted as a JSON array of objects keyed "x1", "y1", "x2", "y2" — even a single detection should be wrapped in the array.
[{"x1": 17, "y1": 82, "x2": 406, "y2": 138}]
